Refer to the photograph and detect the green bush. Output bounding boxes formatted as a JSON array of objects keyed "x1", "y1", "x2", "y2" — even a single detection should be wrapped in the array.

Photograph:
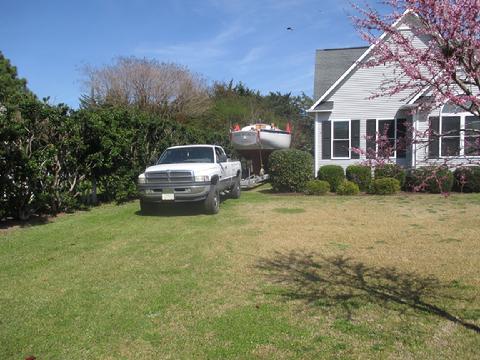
[
  {"x1": 370, "y1": 177, "x2": 400, "y2": 195},
  {"x1": 0, "y1": 101, "x2": 232, "y2": 220},
  {"x1": 374, "y1": 164, "x2": 406, "y2": 187},
  {"x1": 405, "y1": 166, "x2": 454, "y2": 193},
  {"x1": 453, "y1": 166, "x2": 480, "y2": 193},
  {"x1": 346, "y1": 165, "x2": 372, "y2": 191},
  {"x1": 336, "y1": 180, "x2": 360, "y2": 195},
  {"x1": 269, "y1": 149, "x2": 314, "y2": 192},
  {"x1": 318, "y1": 165, "x2": 345, "y2": 192},
  {"x1": 305, "y1": 180, "x2": 330, "y2": 195}
]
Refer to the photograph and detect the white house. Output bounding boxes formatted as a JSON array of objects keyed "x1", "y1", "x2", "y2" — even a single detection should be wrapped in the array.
[{"x1": 308, "y1": 12, "x2": 480, "y2": 174}]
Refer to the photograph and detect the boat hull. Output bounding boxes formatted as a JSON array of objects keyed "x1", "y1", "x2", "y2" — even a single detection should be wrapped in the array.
[{"x1": 231, "y1": 130, "x2": 291, "y2": 151}]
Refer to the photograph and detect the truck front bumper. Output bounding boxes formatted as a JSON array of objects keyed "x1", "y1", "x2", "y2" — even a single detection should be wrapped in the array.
[{"x1": 137, "y1": 182, "x2": 211, "y2": 203}]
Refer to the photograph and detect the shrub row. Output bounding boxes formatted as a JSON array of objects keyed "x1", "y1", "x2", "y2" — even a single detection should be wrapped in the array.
[
  {"x1": 336, "y1": 180, "x2": 360, "y2": 195},
  {"x1": 305, "y1": 180, "x2": 330, "y2": 195},
  {"x1": 405, "y1": 166, "x2": 454, "y2": 193},
  {"x1": 374, "y1": 164, "x2": 406, "y2": 187},
  {"x1": 453, "y1": 166, "x2": 480, "y2": 192},
  {"x1": 311, "y1": 163, "x2": 480, "y2": 196},
  {"x1": 269, "y1": 149, "x2": 314, "y2": 192},
  {"x1": 369, "y1": 178, "x2": 401, "y2": 195},
  {"x1": 317, "y1": 165, "x2": 345, "y2": 192}
]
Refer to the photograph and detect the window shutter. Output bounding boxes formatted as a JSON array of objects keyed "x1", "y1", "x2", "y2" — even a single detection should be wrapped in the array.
[
  {"x1": 396, "y1": 118, "x2": 407, "y2": 158},
  {"x1": 428, "y1": 117, "x2": 440, "y2": 159},
  {"x1": 366, "y1": 119, "x2": 376, "y2": 159},
  {"x1": 351, "y1": 120, "x2": 360, "y2": 159},
  {"x1": 321, "y1": 121, "x2": 331, "y2": 159}
]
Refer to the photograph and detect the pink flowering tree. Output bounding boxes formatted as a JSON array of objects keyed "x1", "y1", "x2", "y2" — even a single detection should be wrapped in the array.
[{"x1": 351, "y1": 0, "x2": 480, "y2": 192}]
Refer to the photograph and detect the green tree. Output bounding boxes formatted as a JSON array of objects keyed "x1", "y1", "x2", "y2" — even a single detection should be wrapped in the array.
[{"x1": 0, "y1": 51, "x2": 33, "y2": 107}]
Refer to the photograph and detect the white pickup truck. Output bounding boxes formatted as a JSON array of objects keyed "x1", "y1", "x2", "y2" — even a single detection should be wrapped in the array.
[{"x1": 137, "y1": 145, "x2": 242, "y2": 214}]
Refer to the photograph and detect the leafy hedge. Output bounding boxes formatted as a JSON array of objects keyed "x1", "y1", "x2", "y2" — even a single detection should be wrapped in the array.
[
  {"x1": 0, "y1": 102, "x2": 229, "y2": 220},
  {"x1": 346, "y1": 165, "x2": 372, "y2": 191},
  {"x1": 405, "y1": 166, "x2": 454, "y2": 193},
  {"x1": 374, "y1": 164, "x2": 406, "y2": 188},
  {"x1": 369, "y1": 177, "x2": 401, "y2": 195},
  {"x1": 305, "y1": 180, "x2": 330, "y2": 195},
  {"x1": 453, "y1": 166, "x2": 480, "y2": 193},
  {"x1": 269, "y1": 149, "x2": 314, "y2": 192},
  {"x1": 318, "y1": 165, "x2": 345, "y2": 192},
  {"x1": 336, "y1": 180, "x2": 360, "y2": 195}
]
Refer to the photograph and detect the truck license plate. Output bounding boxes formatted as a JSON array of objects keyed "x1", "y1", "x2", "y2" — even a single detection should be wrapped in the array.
[{"x1": 162, "y1": 193, "x2": 174, "y2": 201}]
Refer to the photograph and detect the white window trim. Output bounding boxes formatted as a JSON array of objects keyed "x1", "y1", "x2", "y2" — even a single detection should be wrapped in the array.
[
  {"x1": 375, "y1": 118, "x2": 398, "y2": 159},
  {"x1": 464, "y1": 115, "x2": 480, "y2": 157},
  {"x1": 437, "y1": 113, "x2": 480, "y2": 158},
  {"x1": 331, "y1": 119, "x2": 351, "y2": 160}
]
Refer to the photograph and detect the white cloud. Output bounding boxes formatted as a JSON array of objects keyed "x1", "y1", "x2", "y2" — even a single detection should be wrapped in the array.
[
  {"x1": 135, "y1": 22, "x2": 255, "y2": 66},
  {"x1": 238, "y1": 46, "x2": 266, "y2": 66}
]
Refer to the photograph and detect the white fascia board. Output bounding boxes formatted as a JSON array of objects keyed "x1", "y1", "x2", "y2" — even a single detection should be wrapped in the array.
[
  {"x1": 306, "y1": 109, "x2": 332, "y2": 113},
  {"x1": 308, "y1": 9, "x2": 414, "y2": 112}
]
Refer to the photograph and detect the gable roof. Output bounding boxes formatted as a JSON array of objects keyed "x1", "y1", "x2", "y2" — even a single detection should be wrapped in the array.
[
  {"x1": 313, "y1": 47, "x2": 368, "y2": 101},
  {"x1": 308, "y1": 9, "x2": 416, "y2": 112}
]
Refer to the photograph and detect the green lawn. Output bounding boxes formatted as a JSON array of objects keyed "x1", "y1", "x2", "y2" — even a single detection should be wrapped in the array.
[{"x1": 1, "y1": 188, "x2": 479, "y2": 359}]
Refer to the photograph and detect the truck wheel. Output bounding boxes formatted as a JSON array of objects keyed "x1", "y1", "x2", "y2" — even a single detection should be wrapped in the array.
[
  {"x1": 140, "y1": 199, "x2": 155, "y2": 214},
  {"x1": 230, "y1": 177, "x2": 241, "y2": 199},
  {"x1": 204, "y1": 186, "x2": 220, "y2": 214}
]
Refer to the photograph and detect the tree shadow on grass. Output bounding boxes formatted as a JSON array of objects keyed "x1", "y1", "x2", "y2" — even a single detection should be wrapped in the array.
[{"x1": 256, "y1": 250, "x2": 480, "y2": 334}]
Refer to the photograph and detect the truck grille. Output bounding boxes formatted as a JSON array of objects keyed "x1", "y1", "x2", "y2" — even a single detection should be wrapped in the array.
[{"x1": 145, "y1": 170, "x2": 194, "y2": 184}]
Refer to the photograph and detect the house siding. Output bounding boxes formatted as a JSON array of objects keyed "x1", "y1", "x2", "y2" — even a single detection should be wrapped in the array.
[
  {"x1": 315, "y1": 113, "x2": 410, "y2": 173},
  {"x1": 313, "y1": 15, "x2": 429, "y2": 173},
  {"x1": 314, "y1": 47, "x2": 368, "y2": 101}
]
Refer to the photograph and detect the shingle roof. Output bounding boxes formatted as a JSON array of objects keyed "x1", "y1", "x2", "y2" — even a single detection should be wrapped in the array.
[{"x1": 313, "y1": 46, "x2": 368, "y2": 101}]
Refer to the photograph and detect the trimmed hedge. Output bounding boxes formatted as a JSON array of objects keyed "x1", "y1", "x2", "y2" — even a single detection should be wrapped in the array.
[
  {"x1": 269, "y1": 149, "x2": 314, "y2": 192},
  {"x1": 370, "y1": 177, "x2": 401, "y2": 195},
  {"x1": 453, "y1": 166, "x2": 480, "y2": 193},
  {"x1": 318, "y1": 165, "x2": 345, "y2": 192},
  {"x1": 374, "y1": 164, "x2": 406, "y2": 188},
  {"x1": 305, "y1": 180, "x2": 330, "y2": 195},
  {"x1": 336, "y1": 180, "x2": 360, "y2": 195},
  {"x1": 346, "y1": 165, "x2": 372, "y2": 191},
  {"x1": 405, "y1": 166, "x2": 454, "y2": 193}
]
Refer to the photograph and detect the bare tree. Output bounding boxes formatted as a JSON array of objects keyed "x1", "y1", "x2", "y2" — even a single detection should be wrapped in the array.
[{"x1": 81, "y1": 57, "x2": 211, "y2": 119}]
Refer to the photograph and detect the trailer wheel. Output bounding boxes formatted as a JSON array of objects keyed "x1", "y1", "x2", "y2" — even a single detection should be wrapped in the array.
[
  {"x1": 230, "y1": 176, "x2": 241, "y2": 199},
  {"x1": 204, "y1": 186, "x2": 220, "y2": 214}
]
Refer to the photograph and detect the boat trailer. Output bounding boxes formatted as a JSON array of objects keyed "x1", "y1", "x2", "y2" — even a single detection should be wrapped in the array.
[{"x1": 240, "y1": 174, "x2": 270, "y2": 189}]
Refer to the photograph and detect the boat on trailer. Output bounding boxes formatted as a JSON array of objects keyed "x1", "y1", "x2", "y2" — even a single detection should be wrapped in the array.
[
  {"x1": 230, "y1": 123, "x2": 291, "y2": 151},
  {"x1": 230, "y1": 123, "x2": 291, "y2": 188}
]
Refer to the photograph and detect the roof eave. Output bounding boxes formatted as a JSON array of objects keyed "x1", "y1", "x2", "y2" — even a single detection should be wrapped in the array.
[{"x1": 308, "y1": 9, "x2": 415, "y2": 112}]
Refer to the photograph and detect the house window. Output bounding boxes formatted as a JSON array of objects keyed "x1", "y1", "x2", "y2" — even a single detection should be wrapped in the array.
[
  {"x1": 430, "y1": 105, "x2": 480, "y2": 158},
  {"x1": 465, "y1": 116, "x2": 480, "y2": 156},
  {"x1": 440, "y1": 116, "x2": 461, "y2": 156},
  {"x1": 332, "y1": 120, "x2": 350, "y2": 158},
  {"x1": 378, "y1": 119, "x2": 396, "y2": 156},
  {"x1": 366, "y1": 118, "x2": 407, "y2": 158}
]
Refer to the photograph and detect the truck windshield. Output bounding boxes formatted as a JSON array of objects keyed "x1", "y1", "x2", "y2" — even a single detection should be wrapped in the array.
[{"x1": 157, "y1": 147, "x2": 214, "y2": 164}]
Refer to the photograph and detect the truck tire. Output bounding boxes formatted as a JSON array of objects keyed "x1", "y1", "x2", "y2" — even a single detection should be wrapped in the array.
[
  {"x1": 230, "y1": 176, "x2": 241, "y2": 199},
  {"x1": 140, "y1": 199, "x2": 155, "y2": 214},
  {"x1": 204, "y1": 186, "x2": 220, "y2": 214}
]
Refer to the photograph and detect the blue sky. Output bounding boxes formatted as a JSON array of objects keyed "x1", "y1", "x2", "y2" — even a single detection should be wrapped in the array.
[{"x1": 1, "y1": 0, "x2": 369, "y2": 108}]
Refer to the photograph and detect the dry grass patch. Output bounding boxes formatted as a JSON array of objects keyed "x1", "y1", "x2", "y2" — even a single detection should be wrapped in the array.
[{"x1": 1, "y1": 189, "x2": 479, "y2": 359}]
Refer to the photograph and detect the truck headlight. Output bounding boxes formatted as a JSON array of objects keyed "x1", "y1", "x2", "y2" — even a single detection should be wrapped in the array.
[
  {"x1": 138, "y1": 173, "x2": 146, "y2": 184},
  {"x1": 195, "y1": 175, "x2": 210, "y2": 182}
]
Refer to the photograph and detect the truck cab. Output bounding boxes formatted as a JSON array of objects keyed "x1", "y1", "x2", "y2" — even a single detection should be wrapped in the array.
[{"x1": 137, "y1": 145, "x2": 242, "y2": 214}]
